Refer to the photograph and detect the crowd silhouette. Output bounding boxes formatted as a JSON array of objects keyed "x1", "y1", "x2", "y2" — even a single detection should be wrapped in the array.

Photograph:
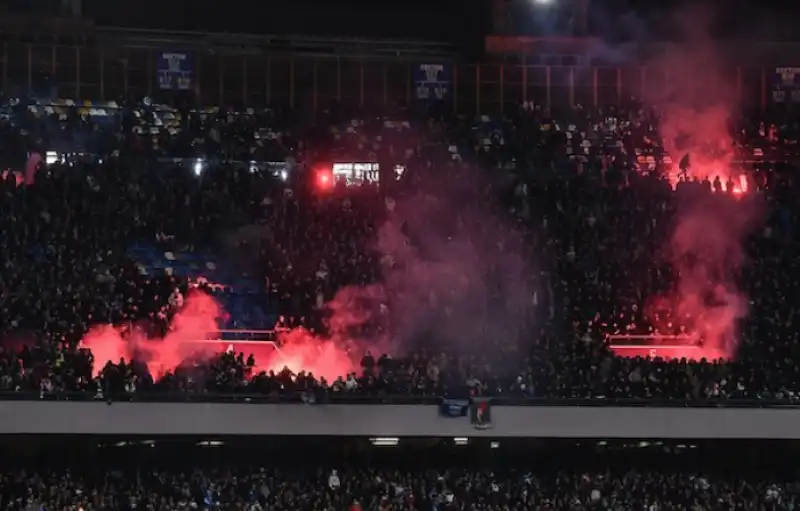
[
  {"x1": 0, "y1": 438, "x2": 798, "y2": 511},
  {"x1": 0, "y1": 94, "x2": 797, "y2": 402}
]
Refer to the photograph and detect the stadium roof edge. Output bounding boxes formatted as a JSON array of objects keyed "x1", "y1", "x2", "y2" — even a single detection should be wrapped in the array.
[
  {"x1": 485, "y1": 35, "x2": 800, "y2": 64},
  {"x1": 94, "y1": 26, "x2": 461, "y2": 59},
  {"x1": 0, "y1": 14, "x2": 94, "y2": 37}
]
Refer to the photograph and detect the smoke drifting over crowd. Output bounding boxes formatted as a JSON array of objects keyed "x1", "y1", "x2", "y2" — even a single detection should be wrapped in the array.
[
  {"x1": 81, "y1": 292, "x2": 224, "y2": 380},
  {"x1": 636, "y1": 6, "x2": 763, "y2": 360},
  {"x1": 367, "y1": 182, "x2": 533, "y2": 352},
  {"x1": 77, "y1": 6, "x2": 768, "y2": 376},
  {"x1": 288, "y1": 175, "x2": 535, "y2": 366},
  {"x1": 644, "y1": 195, "x2": 761, "y2": 359},
  {"x1": 81, "y1": 172, "x2": 536, "y2": 381}
]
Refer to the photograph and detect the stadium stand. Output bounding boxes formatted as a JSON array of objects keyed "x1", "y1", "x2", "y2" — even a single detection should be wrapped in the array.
[
  {"x1": 0, "y1": 92, "x2": 795, "y2": 404},
  {"x1": 0, "y1": 11, "x2": 796, "y2": 406},
  {"x1": 1, "y1": 10, "x2": 800, "y2": 511},
  {"x1": 1, "y1": 9, "x2": 800, "y2": 511},
  {"x1": 1, "y1": 436, "x2": 799, "y2": 510}
]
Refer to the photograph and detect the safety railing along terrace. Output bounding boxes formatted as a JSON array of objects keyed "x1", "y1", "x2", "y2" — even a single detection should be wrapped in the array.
[{"x1": 0, "y1": 41, "x2": 789, "y2": 112}]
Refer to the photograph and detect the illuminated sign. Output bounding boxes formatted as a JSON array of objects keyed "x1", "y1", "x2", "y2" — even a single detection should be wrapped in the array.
[
  {"x1": 332, "y1": 163, "x2": 380, "y2": 185},
  {"x1": 331, "y1": 163, "x2": 406, "y2": 186},
  {"x1": 157, "y1": 51, "x2": 194, "y2": 91},
  {"x1": 773, "y1": 67, "x2": 800, "y2": 103},
  {"x1": 413, "y1": 63, "x2": 452, "y2": 101}
]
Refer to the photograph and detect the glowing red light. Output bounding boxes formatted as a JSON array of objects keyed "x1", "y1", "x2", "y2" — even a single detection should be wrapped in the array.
[
  {"x1": 316, "y1": 167, "x2": 333, "y2": 190},
  {"x1": 732, "y1": 175, "x2": 749, "y2": 196}
]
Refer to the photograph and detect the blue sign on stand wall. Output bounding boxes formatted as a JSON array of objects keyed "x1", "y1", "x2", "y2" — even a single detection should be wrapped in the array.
[
  {"x1": 772, "y1": 67, "x2": 800, "y2": 103},
  {"x1": 156, "y1": 51, "x2": 194, "y2": 91},
  {"x1": 413, "y1": 63, "x2": 452, "y2": 101}
]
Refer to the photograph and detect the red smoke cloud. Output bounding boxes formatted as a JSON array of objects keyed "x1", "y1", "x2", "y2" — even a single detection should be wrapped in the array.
[
  {"x1": 370, "y1": 185, "x2": 534, "y2": 354},
  {"x1": 643, "y1": 194, "x2": 760, "y2": 359},
  {"x1": 81, "y1": 290, "x2": 356, "y2": 382},
  {"x1": 642, "y1": 7, "x2": 746, "y2": 192},
  {"x1": 81, "y1": 171, "x2": 534, "y2": 382},
  {"x1": 81, "y1": 291, "x2": 223, "y2": 379},
  {"x1": 633, "y1": 7, "x2": 764, "y2": 360},
  {"x1": 270, "y1": 327, "x2": 356, "y2": 380}
]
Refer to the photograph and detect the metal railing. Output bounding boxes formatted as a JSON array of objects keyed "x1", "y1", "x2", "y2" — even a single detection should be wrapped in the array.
[
  {"x1": 0, "y1": 41, "x2": 777, "y2": 111},
  {"x1": 1, "y1": 391, "x2": 796, "y2": 407}
]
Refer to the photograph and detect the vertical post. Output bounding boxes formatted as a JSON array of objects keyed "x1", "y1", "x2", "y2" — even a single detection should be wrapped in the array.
[
  {"x1": 736, "y1": 66, "x2": 742, "y2": 103},
  {"x1": 545, "y1": 66, "x2": 551, "y2": 108},
  {"x1": 242, "y1": 57, "x2": 248, "y2": 102},
  {"x1": 522, "y1": 65, "x2": 527, "y2": 103},
  {"x1": 405, "y1": 62, "x2": 411, "y2": 104},
  {"x1": 266, "y1": 58, "x2": 272, "y2": 104},
  {"x1": 195, "y1": 57, "x2": 202, "y2": 100},
  {"x1": 475, "y1": 64, "x2": 481, "y2": 113},
  {"x1": 336, "y1": 58, "x2": 341, "y2": 102},
  {"x1": 640, "y1": 66, "x2": 646, "y2": 99},
  {"x1": 289, "y1": 59, "x2": 295, "y2": 108},
  {"x1": 99, "y1": 49, "x2": 105, "y2": 100},
  {"x1": 592, "y1": 67, "x2": 598, "y2": 108},
  {"x1": 2, "y1": 43, "x2": 8, "y2": 91},
  {"x1": 761, "y1": 67, "x2": 767, "y2": 113},
  {"x1": 709, "y1": 68, "x2": 716, "y2": 101},
  {"x1": 568, "y1": 67, "x2": 575, "y2": 106},
  {"x1": 382, "y1": 62, "x2": 388, "y2": 105},
  {"x1": 219, "y1": 58, "x2": 224, "y2": 105},
  {"x1": 452, "y1": 64, "x2": 458, "y2": 111},
  {"x1": 26, "y1": 44, "x2": 32, "y2": 91},
  {"x1": 616, "y1": 67, "x2": 622, "y2": 105},
  {"x1": 499, "y1": 65, "x2": 505, "y2": 111},
  {"x1": 123, "y1": 59, "x2": 129, "y2": 97},
  {"x1": 75, "y1": 47, "x2": 81, "y2": 98},
  {"x1": 359, "y1": 60, "x2": 364, "y2": 107},
  {"x1": 146, "y1": 51, "x2": 153, "y2": 96},
  {"x1": 312, "y1": 60, "x2": 318, "y2": 112}
]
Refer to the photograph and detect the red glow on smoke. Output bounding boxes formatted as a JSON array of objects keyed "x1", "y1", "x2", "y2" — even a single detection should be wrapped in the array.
[
  {"x1": 642, "y1": 176, "x2": 759, "y2": 361},
  {"x1": 625, "y1": 15, "x2": 764, "y2": 361},
  {"x1": 272, "y1": 328, "x2": 355, "y2": 380},
  {"x1": 180, "y1": 330, "x2": 354, "y2": 382},
  {"x1": 316, "y1": 167, "x2": 333, "y2": 190},
  {"x1": 81, "y1": 291, "x2": 223, "y2": 379},
  {"x1": 641, "y1": 11, "x2": 745, "y2": 194},
  {"x1": 81, "y1": 290, "x2": 356, "y2": 383},
  {"x1": 731, "y1": 175, "x2": 749, "y2": 196},
  {"x1": 610, "y1": 345, "x2": 726, "y2": 361},
  {"x1": 664, "y1": 158, "x2": 749, "y2": 195},
  {"x1": 659, "y1": 116, "x2": 740, "y2": 191}
]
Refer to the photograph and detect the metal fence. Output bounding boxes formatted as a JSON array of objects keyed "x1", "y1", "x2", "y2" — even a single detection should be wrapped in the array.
[
  {"x1": 0, "y1": 42, "x2": 776, "y2": 111},
  {"x1": 0, "y1": 390, "x2": 795, "y2": 407}
]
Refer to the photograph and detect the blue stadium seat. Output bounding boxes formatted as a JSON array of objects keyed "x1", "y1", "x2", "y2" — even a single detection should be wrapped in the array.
[{"x1": 128, "y1": 244, "x2": 276, "y2": 330}]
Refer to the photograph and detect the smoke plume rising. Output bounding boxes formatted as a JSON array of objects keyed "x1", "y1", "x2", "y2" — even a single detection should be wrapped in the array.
[
  {"x1": 82, "y1": 169, "x2": 537, "y2": 381},
  {"x1": 81, "y1": 291, "x2": 224, "y2": 380},
  {"x1": 294, "y1": 172, "x2": 536, "y2": 364},
  {"x1": 636, "y1": 5, "x2": 764, "y2": 359},
  {"x1": 342, "y1": 178, "x2": 535, "y2": 355}
]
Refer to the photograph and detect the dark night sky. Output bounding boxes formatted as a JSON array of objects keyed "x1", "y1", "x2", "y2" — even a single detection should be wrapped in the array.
[
  {"x1": 6, "y1": 0, "x2": 800, "y2": 43},
  {"x1": 81, "y1": 0, "x2": 487, "y2": 41}
]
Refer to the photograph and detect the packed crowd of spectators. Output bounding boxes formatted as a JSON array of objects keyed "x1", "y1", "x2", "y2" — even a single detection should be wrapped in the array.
[
  {"x1": 0, "y1": 90, "x2": 798, "y2": 402},
  {"x1": 7, "y1": 466, "x2": 798, "y2": 511},
  {"x1": 2, "y1": 446, "x2": 799, "y2": 511}
]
